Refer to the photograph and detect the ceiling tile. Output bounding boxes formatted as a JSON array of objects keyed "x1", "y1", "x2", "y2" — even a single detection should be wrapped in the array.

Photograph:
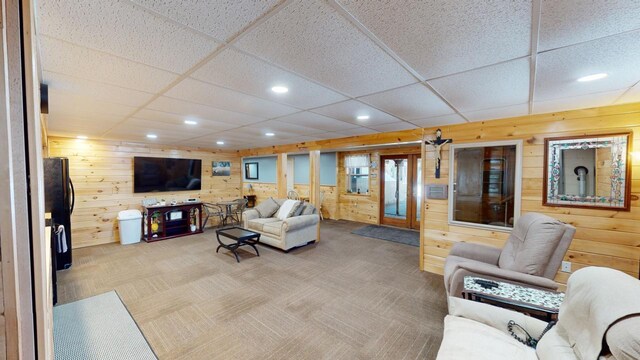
[
  {"x1": 462, "y1": 103, "x2": 529, "y2": 122},
  {"x1": 337, "y1": 0, "x2": 531, "y2": 79},
  {"x1": 274, "y1": 112, "x2": 358, "y2": 132},
  {"x1": 535, "y1": 32, "x2": 640, "y2": 102},
  {"x1": 234, "y1": 0, "x2": 415, "y2": 97},
  {"x1": 533, "y1": 89, "x2": 625, "y2": 114},
  {"x1": 165, "y1": 78, "x2": 297, "y2": 118},
  {"x1": 368, "y1": 122, "x2": 417, "y2": 132},
  {"x1": 429, "y1": 58, "x2": 530, "y2": 112},
  {"x1": 192, "y1": 48, "x2": 347, "y2": 109},
  {"x1": 312, "y1": 100, "x2": 401, "y2": 126},
  {"x1": 359, "y1": 83, "x2": 454, "y2": 120},
  {"x1": 43, "y1": 71, "x2": 154, "y2": 108},
  {"x1": 134, "y1": 110, "x2": 237, "y2": 132},
  {"x1": 332, "y1": 127, "x2": 380, "y2": 137},
  {"x1": 40, "y1": 36, "x2": 178, "y2": 93},
  {"x1": 48, "y1": 88, "x2": 137, "y2": 119},
  {"x1": 47, "y1": 116, "x2": 124, "y2": 137},
  {"x1": 410, "y1": 114, "x2": 466, "y2": 128},
  {"x1": 145, "y1": 96, "x2": 264, "y2": 126},
  {"x1": 617, "y1": 83, "x2": 640, "y2": 104},
  {"x1": 538, "y1": 1, "x2": 640, "y2": 51},
  {"x1": 37, "y1": 0, "x2": 220, "y2": 73},
  {"x1": 129, "y1": 0, "x2": 283, "y2": 41}
]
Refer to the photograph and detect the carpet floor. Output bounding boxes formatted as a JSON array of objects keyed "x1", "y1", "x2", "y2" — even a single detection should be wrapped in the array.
[{"x1": 57, "y1": 220, "x2": 447, "y2": 359}]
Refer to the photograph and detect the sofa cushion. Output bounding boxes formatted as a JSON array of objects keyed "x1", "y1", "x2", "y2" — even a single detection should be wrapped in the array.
[
  {"x1": 499, "y1": 213, "x2": 566, "y2": 276},
  {"x1": 247, "y1": 218, "x2": 280, "y2": 232},
  {"x1": 437, "y1": 316, "x2": 538, "y2": 360},
  {"x1": 276, "y1": 199, "x2": 300, "y2": 220},
  {"x1": 292, "y1": 202, "x2": 306, "y2": 217},
  {"x1": 262, "y1": 221, "x2": 283, "y2": 236},
  {"x1": 605, "y1": 316, "x2": 640, "y2": 360},
  {"x1": 254, "y1": 197, "x2": 280, "y2": 218}
]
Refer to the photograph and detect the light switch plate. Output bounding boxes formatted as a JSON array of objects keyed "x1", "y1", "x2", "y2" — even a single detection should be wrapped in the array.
[{"x1": 561, "y1": 261, "x2": 571, "y2": 273}]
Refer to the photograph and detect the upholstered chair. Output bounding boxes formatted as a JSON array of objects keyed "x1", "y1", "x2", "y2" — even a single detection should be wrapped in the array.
[{"x1": 444, "y1": 212, "x2": 576, "y2": 298}]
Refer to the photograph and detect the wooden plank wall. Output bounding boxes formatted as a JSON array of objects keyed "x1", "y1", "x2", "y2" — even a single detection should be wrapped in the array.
[
  {"x1": 293, "y1": 184, "x2": 337, "y2": 219},
  {"x1": 48, "y1": 137, "x2": 242, "y2": 248},
  {"x1": 242, "y1": 182, "x2": 278, "y2": 204},
  {"x1": 421, "y1": 104, "x2": 640, "y2": 283},
  {"x1": 336, "y1": 146, "x2": 420, "y2": 224}
]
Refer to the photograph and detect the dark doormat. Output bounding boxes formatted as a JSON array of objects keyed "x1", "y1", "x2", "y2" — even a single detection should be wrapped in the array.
[{"x1": 352, "y1": 225, "x2": 420, "y2": 247}]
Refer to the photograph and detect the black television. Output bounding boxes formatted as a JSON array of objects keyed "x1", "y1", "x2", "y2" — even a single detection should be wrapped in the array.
[{"x1": 134, "y1": 157, "x2": 202, "y2": 193}]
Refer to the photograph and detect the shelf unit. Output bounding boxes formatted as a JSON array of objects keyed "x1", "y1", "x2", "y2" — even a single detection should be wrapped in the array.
[{"x1": 143, "y1": 202, "x2": 203, "y2": 242}]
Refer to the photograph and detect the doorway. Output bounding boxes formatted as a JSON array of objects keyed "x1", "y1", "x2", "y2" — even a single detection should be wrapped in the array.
[{"x1": 380, "y1": 154, "x2": 421, "y2": 229}]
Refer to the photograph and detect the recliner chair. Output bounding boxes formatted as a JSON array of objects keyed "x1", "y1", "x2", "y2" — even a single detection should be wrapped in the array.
[{"x1": 444, "y1": 212, "x2": 576, "y2": 297}]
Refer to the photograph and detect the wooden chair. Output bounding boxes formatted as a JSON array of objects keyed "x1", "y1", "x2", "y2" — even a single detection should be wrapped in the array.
[{"x1": 319, "y1": 190, "x2": 325, "y2": 220}]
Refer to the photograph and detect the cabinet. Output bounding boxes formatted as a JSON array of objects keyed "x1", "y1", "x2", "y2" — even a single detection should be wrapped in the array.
[{"x1": 143, "y1": 203, "x2": 203, "y2": 242}]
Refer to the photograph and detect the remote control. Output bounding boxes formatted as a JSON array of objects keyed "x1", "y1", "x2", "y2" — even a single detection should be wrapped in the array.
[{"x1": 474, "y1": 279, "x2": 499, "y2": 289}]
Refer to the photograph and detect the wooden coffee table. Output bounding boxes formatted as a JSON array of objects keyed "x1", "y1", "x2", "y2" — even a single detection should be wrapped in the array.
[
  {"x1": 462, "y1": 276, "x2": 564, "y2": 321},
  {"x1": 215, "y1": 227, "x2": 260, "y2": 263}
]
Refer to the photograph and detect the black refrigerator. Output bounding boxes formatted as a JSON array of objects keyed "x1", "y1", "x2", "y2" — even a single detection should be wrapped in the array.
[{"x1": 44, "y1": 157, "x2": 74, "y2": 271}]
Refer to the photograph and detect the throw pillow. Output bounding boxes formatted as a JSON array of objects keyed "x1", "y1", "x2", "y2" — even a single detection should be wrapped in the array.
[
  {"x1": 254, "y1": 197, "x2": 280, "y2": 218},
  {"x1": 293, "y1": 203, "x2": 306, "y2": 217},
  {"x1": 276, "y1": 199, "x2": 300, "y2": 221},
  {"x1": 301, "y1": 203, "x2": 316, "y2": 215}
]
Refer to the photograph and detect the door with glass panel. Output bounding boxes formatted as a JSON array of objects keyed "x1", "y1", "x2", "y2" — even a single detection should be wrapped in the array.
[{"x1": 380, "y1": 155, "x2": 421, "y2": 229}]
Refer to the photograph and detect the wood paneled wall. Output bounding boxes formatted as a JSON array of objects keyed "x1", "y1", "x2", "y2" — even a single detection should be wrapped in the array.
[
  {"x1": 421, "y1": 104, "x2": 640, "y2": 283},
  {"x1": 292, "y1": 184, "x2": 337, "y2": 219},
  {"x1": 336, "y1": 146, "x2": 420, "y2": 224},
  {"x1": 48, "y1": 137, "x2": 242, "y2": 248},
  {"x1": 242, "y1": 182, "x2": 278, "y2": 204}
]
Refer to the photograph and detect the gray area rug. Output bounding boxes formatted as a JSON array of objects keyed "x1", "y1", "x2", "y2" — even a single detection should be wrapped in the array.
[
  {"x1": 352, "y1": 225, "x2": 420, "y2": 247},
  {"x1": 54, "y1": 291, "x2": 156, "y2": 360}
]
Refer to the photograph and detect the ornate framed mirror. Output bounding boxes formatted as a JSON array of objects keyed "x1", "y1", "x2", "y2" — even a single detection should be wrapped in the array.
[{"x1": 543, "y1": 133, "x2": 632, "y2": 211}]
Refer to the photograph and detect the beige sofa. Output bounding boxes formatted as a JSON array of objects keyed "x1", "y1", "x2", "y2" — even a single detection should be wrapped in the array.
[
  {"x1": 437, "y1": 267, "x2": 640, "y2": 360},
  {"x1": 243, "y1": 199, "x2": 319, "y2": 251},
  {"x1": 444, "y1": 212, "x2": 575, "y2": 298}
]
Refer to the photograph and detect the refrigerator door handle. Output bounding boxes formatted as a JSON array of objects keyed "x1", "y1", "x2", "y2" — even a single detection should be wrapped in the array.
[{"x1": 69, "y1": 178, "x2": 75, "y2": 214}]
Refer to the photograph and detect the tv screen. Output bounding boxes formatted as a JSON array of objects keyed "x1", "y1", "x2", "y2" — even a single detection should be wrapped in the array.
[{"x1": 134, "y1": 157, "x2": 202, "y2": 193}]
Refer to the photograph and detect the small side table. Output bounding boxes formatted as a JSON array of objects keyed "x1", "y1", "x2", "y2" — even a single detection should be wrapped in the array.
[
  {"x1": 462, "y1": 276, "x2": 564, "y2": 321},
  {"x1": 215, "y1": 227, "x2": 260, "y2": 263}
]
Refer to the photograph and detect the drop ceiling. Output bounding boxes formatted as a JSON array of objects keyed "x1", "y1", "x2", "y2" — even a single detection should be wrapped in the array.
[{"x1": 36, "y1": 0, "x2": 640, "y2": 150}]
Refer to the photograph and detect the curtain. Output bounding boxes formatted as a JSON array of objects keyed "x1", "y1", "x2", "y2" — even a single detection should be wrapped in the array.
[{"x1": 344, "y1": 154, "x2": 370, "y2": 168}]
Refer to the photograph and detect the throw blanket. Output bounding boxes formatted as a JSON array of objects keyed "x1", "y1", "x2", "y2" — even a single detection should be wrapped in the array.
[{"x1": 558, "y1": 267, "x2": 640, "y2": 359}]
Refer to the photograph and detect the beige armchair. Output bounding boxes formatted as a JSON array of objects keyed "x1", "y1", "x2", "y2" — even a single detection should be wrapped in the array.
[{"x1": 444, "y1": 212, "x2": 575, "y2": 297}]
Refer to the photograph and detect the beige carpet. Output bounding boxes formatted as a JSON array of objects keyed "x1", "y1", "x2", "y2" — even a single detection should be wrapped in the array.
[{"x1": 57, "y1": 220, "x2": 447, "y2": 359}]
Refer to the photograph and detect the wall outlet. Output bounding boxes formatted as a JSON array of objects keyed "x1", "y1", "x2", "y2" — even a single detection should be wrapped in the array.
[{"x1": 561, "y1": 261, "x2": 572, "y2": 273}]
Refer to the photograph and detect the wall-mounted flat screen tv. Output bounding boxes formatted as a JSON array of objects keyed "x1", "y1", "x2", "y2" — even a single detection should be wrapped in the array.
[{"x1": 134, "y1": 157, "x2": 202, "y2": 193}]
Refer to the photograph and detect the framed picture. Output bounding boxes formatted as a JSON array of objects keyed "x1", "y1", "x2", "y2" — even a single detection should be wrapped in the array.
[{"x1": 212, "y1": 161, "x2": 231, "y2": 176}]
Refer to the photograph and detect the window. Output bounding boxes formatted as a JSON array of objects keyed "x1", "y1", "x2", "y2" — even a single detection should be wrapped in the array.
[
  {"x1": 448, "y1": 140, "x2": 522, "y2": 230},
  {"x1": 345, "y1": 154, "x2": 370, "y2": 194}
]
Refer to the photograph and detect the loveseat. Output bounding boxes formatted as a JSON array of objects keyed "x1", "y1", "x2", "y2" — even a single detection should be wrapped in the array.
[
  {"x1": 437, "y1": 267, "x2": 640, "y2": 359},
  {"x1": 243, "y1": 198, "x2": 319, "y2": 251}
]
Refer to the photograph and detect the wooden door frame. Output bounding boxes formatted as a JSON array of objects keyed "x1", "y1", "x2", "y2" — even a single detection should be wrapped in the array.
[{"x1": 379, "y1": 154, "x2": 420, "y2": 228}]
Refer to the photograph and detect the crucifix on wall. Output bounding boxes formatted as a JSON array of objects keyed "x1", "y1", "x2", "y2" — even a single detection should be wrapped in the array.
[{"x1": 425, "y1": 128, "x2": 452, "y2": 178}]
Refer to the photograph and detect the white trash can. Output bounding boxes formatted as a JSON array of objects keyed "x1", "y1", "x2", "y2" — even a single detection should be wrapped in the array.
[{"x1": 117, "y1": 209, "x2": 142, "y2": 245}]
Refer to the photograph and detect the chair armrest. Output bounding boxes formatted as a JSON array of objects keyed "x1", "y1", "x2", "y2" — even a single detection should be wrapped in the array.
[
  {"x1": 448, "y1": 296, "x2": 548, "y2": 338},
  {"x1": 283, "y1": 215, "x2": 319, "y2": 232},
  {"x1": 243, "y1": 209, "x2": 259, "y2": 222},
  {"x1": 456, "y1": 261, "x2": 559, "y2": 290},
  {"x1": 449, "y1": 242, "x2": 502, "y2": 266}
]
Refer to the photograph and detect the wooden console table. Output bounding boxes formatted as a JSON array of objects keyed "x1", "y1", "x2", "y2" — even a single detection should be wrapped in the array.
[{"x1": 143, "y1": 202, "x2": 203, "y2": 242}]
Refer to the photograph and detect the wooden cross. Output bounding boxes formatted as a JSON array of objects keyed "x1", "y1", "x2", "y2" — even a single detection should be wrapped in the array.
[{"x1": 425, "y1": 129, "x2": 452, "y2": 178}]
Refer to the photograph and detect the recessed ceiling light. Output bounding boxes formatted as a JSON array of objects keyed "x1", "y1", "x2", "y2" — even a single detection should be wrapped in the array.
[
  {"x1": 577, "y1": 73, "x2": 608, "y2": 82},
  {"x1": 184, "y1": 120, "x2": 198, "y2": 125},
  {"x1": 271, "y1": 86, "x2": 288, "y2": 94},
  {"x1": 265, "y1": 132, "x2": 275, "y2": 136},
  {"x1": 216, "y1": 141, "x2": 224, "y2": 145},
  {"x1": 76, "y1": 135, "x2": 88, "y2": 140},
  {"x1": 146, "y1": 134, "x2": 157, "y2": 139},
  {"x1": 356, "y1": 115, "x2": 370, "y2": 120}
]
